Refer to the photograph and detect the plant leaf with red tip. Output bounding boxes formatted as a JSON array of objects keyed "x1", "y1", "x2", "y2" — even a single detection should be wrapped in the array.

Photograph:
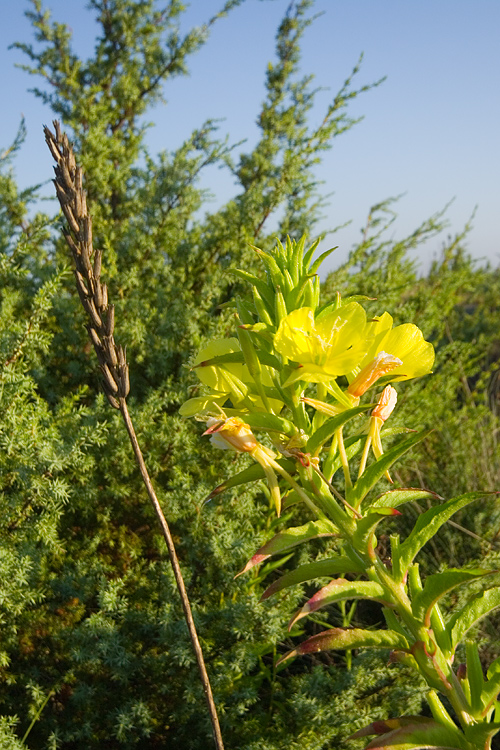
[
  {"x1": 260, "y1": 555, "x2": 364, "y2": 601},
  {"x1": 412, "y1": 568, "x2": 497, "y2": 627},
  {"x1": 352, "y1": 717, "x2": 470, "y2": 750},
  {"x1": 288, "y1": 579, "x2": 389, "y2": 630},
  {"x1": 371, "y1": 488, "x2": 441, "y2": 510},
  {"x1": 276, "y1": 627, "x2": 407, "y2": 666},
  {"x1": 235, "y1": 519, "x2": 337, "y2": 577},
  {"x1": 349, "y1": 716, "x2": 436, "y2": 739},
  {"x1": 396, "y1": 492, "x2": 494, "y2": 579}
]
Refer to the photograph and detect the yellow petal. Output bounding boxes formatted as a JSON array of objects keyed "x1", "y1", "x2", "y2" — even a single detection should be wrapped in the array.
[
  {"x1": 194, "y1": 338, "x2": 249, "y2": 392},
  {"x1": 378, "y1": 324, "x2": 435, "y2": 380},
  {"x1": 274, "y1": 303, "x2": 368, "y2": 382}
]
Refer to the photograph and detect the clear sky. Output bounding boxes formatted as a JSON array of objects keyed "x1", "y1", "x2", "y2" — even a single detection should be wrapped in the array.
[{"x1": 1, "y1": 0, "x2": 499, "y2": 273}]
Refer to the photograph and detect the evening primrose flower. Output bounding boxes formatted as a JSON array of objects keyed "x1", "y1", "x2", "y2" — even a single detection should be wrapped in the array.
[
  {"x1": 348, "y1": 313, "x2": 434, "y2": 397},
  {"x1": 274, "y1": 304, "x2": 368, "y2": 386}
]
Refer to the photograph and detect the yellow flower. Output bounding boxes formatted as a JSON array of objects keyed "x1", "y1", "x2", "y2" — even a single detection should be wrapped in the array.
[
  {"x1": 194, "y1": 338, "x2": 250, "y2": 394},
  {"x1": 348, "y1": 313, "x2": 434, "y2": 397},
  {"x1": 274, "y1": 304, "x2": 368, "y2": 386},
  {"x1": 188, "y1": 338, "x2": 283, "y2": 414}
]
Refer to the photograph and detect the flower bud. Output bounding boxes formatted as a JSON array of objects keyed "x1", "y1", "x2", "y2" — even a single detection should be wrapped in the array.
[{"x1": 371, "y1": 385, "x2": 398, "y2": 421}]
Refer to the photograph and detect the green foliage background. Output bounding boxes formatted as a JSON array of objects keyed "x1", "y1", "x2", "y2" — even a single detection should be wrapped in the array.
[{"x1": 1, "y1": 1, "x2": 499, "y2": 748}]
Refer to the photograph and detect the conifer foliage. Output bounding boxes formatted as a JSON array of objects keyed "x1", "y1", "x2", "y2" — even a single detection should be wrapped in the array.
[{"x1": 1, "y1": 1, "x2": 499, "y2": 748}]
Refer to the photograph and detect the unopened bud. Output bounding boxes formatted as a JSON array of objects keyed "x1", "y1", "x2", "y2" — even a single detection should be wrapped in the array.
[{"x1": 372, "y1": 385, "x2": 398, "y2": 421}]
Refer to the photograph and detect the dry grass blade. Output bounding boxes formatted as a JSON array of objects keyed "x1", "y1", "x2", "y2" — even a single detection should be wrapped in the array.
[{"x1": 44, "y1": 121, "x2": 225, "y2": 750}]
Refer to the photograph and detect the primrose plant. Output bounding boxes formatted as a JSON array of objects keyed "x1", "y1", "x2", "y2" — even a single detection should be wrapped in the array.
[{"x1": 181, "y1": 238, "x2": 500, "y2": 750}]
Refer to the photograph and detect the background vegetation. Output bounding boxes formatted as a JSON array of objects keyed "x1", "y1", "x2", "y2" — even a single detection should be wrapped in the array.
[{"x1": 1, "y1": 0, "x2": 499, "y2": 748}]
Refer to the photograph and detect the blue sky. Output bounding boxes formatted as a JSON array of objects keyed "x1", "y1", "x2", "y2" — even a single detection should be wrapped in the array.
[{"x1": 1, "y1": 0, "x2": 499, "y2": 272}]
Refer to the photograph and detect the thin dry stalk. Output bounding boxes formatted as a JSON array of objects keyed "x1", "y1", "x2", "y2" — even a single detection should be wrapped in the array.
[{"x1": 44, "y1": 121, "x2": 224, "y2": 750}]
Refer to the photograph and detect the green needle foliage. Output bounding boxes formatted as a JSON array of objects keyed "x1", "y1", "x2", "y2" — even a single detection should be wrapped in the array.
[{"x1": 0, "y1": 0, "x2": 499, "y2": 748}]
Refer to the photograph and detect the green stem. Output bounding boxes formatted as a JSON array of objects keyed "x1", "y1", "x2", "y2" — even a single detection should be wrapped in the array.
[
  {"x1": 323, "y1": 433, "x2": 338, "y2": 482},
  {"x1": 371, "y1": 556, "x2": 474, "y2": 731},
  {"x1": 336, "y1": 426, "x2": 352, "y2": 489}
]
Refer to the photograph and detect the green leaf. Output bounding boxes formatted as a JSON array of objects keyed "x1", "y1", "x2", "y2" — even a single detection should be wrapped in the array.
[
  {"x1": 481, "y1": 671, "x2": 500, "y2": 712},
  {"x1": 352, "y1": 508, "x2": 402, "y2": 557},
  {"x1": 371, "y1": 488, "x2": 442, "y2": 509},
  {"x1": 396, "y1": 492, "x2": 491, "y2": 578},
  {"x1": 302, "y1": 237, "x2": 321, "y2": 269},
  {"x1": 309, "y1": 245, "x2": 337, "y2": 276},
  {"x1": 206, "y1": 457, "x2": 296, "y2": 500},
  {"x1": 465, "y1": 641, "x2": 485, "y2": 714},
  {"x1": 463, "y1": 722, "x2": 500, "y2": 749},
  {"x1": 350, "y1": 714, "x2": 471, "y2": 748},
  {"x1": 362, "y1": 721, "x2": 470, "y2": 749},
  {"x1": 306, "y1": 403, "x2": 372, "y2": 456},
  {"x1": 412, "y1": 569, "x2": 496, "y2": 626},
  {"x1": 228, "y1": 268, "x2": 274, "y2": 307},
  {"x1": 446, "y1": 587, "x2": 500, "y2": 651},
  {"x1": 235, "y1": 519, "x2": 338, "y2": 577},
  {"x1": 260, "y1": 555, "x2": 365, "y2": 600},
  {"x1": 196, "y1": 349, "x2": 281, "y2": 370},
  {"x1": 288, "y1": 579, "x2": 389, "y2": 630},
  {"x1": 276, "y1": 627, "x2": 408, "y2": 666},
  {"x1": 348, "y1": 430, "x2": 432, "y2": 508}
]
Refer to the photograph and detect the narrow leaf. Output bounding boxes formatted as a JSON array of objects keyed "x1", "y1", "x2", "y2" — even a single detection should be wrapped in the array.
[
  {"x1": 371, "y1": 488, "x2": 441, "y2": 509},
  {"x1": 260, "y1": 555, "x2": 364, "y2": 600},
  {"x1": 206, "y1": 457, "x2": 295, "y2": 500},
  {"x1": 228, "y1": 268, "x2": 274, "y2": 307},
  {"x1": 348, "y1": 430, "x2": 432, "y2": 508},
  {"x1": 197, "y1": 349, "x2": 281, "y2": 371},
  {"x1": 447, "y1": 587, "x2": 500, "y2": 651},
  {"x1": 397, "y1": 492, "x2": 492, "y2": 577},
  {"x1": 276, "y1": 627, "x2": 408, "y2": 666},
  {"x1": 236, "y1": 519, "x2": 337, "y2": 577},
  {"x1": 306, "y1": 404, "x2": 372, "y2": 455},
  {"x1": 364, "y1": 721, "x2": 469, "y2": 749},
  {"x1": 413, "y1": 569, "x2": 496, "y2": 627},
  {"x1": 309, "y1": 246, "x2": 338, "y2": 276},
  {"x1": 289, "y1": 579, "x2": 389, "y2": 630},
  {"x1": 350, "y1": 716, "x2": 441, "y2": 739},
  {"x1": 302, "y1": 237, "x2": 321, "y2": 269}
]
